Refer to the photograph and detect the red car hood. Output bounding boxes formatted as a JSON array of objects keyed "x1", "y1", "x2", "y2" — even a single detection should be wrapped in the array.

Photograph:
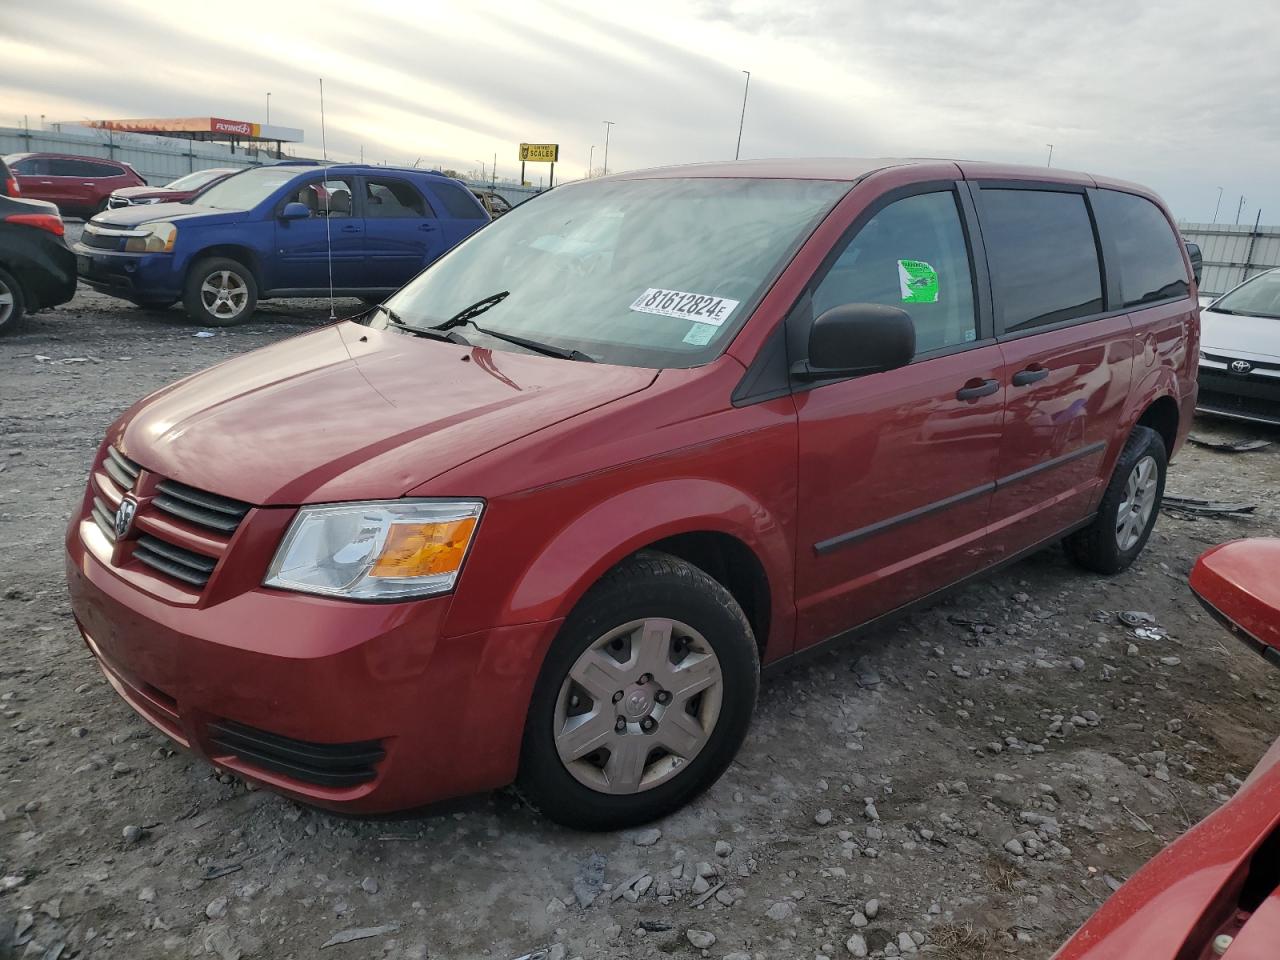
[
  {"x1": 1052, "y1": 731, "x2": 1280, "y2": 960},
  {"x1": 112, "y1": 322, "x2": 657, "y2": 505}
]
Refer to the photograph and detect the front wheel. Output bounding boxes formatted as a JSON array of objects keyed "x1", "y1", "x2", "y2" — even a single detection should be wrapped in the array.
[
  {"x1": 182, "y1": 257, "x2": 257, "y2": 326},
  {"x1": 517, "y1": 552, "x2": 759, "y2": 830},
  {"x1": 1065, "y1": 425, "x2": 1167, "y2": 574}
]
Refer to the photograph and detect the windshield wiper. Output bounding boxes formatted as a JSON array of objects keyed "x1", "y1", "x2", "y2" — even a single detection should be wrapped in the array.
[
  {"x1": 456, "y1": 321, "x2": 595, "y2": 362},
  {"x1": 373, "y1": 303, "x2": 470, "y2": 345},
  {"x1": 431, "y1": 291, "x2": 511, "y2": 330}
]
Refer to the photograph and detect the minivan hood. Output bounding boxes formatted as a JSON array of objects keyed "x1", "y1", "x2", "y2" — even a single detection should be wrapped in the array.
[
  {"x1": 114, "y1": 323, "x2": 658, "y2": 505},
  {"x1": 1201, "y1": 308, "x2": 1280, "y2": 362},
  {"x1": 90, "y1": 201, "x2": 237, "y2": 227}
]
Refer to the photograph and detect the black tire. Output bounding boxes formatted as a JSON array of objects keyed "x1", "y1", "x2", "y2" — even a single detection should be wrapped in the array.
[
  {"x1": 182, "y1": 257, "x2": 257, "y2": 326},
  {"x1": 517, "y1": 551, "x2": 759, "y2": 830},
  {"x1": 1065, "y1": 425, "x2": 1167, "y2": 574},
  {"x1": 0, "y1": 265, "x2": 26, "y2": 335}
]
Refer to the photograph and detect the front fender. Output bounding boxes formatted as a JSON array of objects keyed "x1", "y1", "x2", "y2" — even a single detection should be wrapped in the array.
[{"x1": 445, "y1": 476, "x2": 796, "y2": 660}]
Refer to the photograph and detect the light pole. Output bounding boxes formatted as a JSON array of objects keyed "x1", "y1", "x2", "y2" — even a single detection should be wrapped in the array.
[
  {"x1": 602, "y1": 121, "x2": 615, "y2": 176},
  {"x1": 1212, "y1": 186, "x2": 1223, "y2": 223},
  {"x1": 588, "y1": 145, "x2": 595, "y2": 178},
  {"x1": 1236, "y1": 195, "x2": 1246, "y2": 225},
  {"x1": 736, "y1": 70, "x2": 751, "y2": 160},
  {"x1": 266, "y1": 92, "x2": 271, "y2": 124},
  {"x1": 1045, "y1": 143, "x2": 1054, "y2": 167}
]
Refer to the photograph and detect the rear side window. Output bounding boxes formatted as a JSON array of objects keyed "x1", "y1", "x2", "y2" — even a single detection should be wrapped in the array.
[
  {"x1": 428, "y1": 181, "x2": 486, "y2": 219},
  {"x1": 980, "y1": 189, "x2": 1103, "y2": 332},
  {"x1": 365, "y1": 177, "x2": 430, "y2": 218},
  {"x1": 1091, "y1": 190, "x2": 1189, "y2": 306},
  {"x1": 812, "y1": 191, "x2": 977, "y2": 354},
  {"x1": 10, "y1": 157, "x2": 47, "y2": 175}
]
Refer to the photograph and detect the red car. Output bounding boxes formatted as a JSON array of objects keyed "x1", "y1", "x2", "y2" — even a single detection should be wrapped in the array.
[
  {"x1": 107, "y1": 167, "x2": 239, "y2": 209},
  {"x1": 65, "y1": 158, "x2": 1199, "y2": 828},
  {"x1": 1052, "y1": 539, "x2": 1280, "y2": 960},
  {"x1": 3, "y1": 152, "x2": 145, "y2": 218}
]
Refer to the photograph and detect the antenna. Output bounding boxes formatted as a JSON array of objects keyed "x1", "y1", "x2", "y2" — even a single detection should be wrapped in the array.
[{"x1": 319, "y1": 77, "x2": 336, "y2": 321}]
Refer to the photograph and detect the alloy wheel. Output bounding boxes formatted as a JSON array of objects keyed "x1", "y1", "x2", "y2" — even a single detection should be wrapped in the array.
[
  {"x1": 1116, "y1": 454, "x2": 1159, "y2": 551},
  {"x1": 553, "y1": 617, "x2": 723, "y2": 795},
  {"x1": 199, "y1": 269, "x2": 249, "y2": 321},
  {"x1": 0, "y1": 276, "x2": 13, "y2": 326}
]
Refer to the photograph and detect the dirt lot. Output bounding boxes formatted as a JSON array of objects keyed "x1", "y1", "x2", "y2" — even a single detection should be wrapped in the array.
[{"x1": 2, "y1": 284, "x2": 1279, "y2": 960}]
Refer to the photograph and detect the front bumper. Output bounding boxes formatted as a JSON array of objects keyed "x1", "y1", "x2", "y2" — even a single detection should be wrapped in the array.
[
  {"x1": 66, "y1": 517, "x2": 561, "y2": 813},
  {"x1": 72, "y1": 242, "x2": 182, "y2": 301},
  {"x1": 1196, "y1": 363, "x2": 1280, "y2": 426}
]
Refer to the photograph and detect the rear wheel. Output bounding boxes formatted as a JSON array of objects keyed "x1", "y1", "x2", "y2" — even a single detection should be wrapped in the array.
[
  {"x1": 517, "y1": 552, "x2": 759, "y2": 830},
  {"x1": 183, "y1": 257, "x2": 257, "y2": 326},
  {"x1": 0, "y1": 267, "x2": 26, "y2": 334},
  {"x1": 1065, "y1": 425, "x2": 1167, "y2": 574}
]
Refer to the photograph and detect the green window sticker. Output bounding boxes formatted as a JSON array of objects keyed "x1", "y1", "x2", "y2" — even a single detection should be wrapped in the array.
[{"x1": 897, "y1": 259, "x2": 939, "y2": 303}]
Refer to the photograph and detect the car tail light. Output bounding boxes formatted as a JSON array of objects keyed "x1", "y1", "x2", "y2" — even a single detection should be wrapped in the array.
[
  {"x1": 4, "y1": 176, "x2": 18, "y2": 196},
  {"x1": 3, "y1": 213, "x2": 65, "y2": 237}
]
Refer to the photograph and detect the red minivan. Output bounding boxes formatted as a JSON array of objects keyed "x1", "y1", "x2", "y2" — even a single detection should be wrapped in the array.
[
  {"x1": 4, "y1": 152, "x2": 145, "y2": 218},
  {"x1": 65, "y1": 159, "x2": 1199, "y2": 829}
]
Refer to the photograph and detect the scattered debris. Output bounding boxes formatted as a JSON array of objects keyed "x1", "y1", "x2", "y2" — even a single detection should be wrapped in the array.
[
  {"x1": 1118, "y1": 610, "x2": 1157, "y2": 627},
  {"x1": 321, "y1": 924, "x2": 400, "y2": 949},
  {"x1": 1163, "y1": 495, "x2": 1256, "y2": 516},
  {"x1": 1188, "y1": 435, "x2": 1271, "y2": 453}
]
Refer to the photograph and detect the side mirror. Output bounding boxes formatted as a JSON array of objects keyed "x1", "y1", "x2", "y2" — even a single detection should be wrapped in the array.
[
  {"x1": 280, "y1": 201, "x2": 311, "y2": 221},
  {"x1": 792, "y1": 303, "x2": 916, "y2": 381},
  {"x1": 1185, "y1": 241, "x2": 1203, "y2": 286}
]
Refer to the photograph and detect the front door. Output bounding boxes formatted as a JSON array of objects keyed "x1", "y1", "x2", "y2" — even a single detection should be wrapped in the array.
[
  {"x1": 972, "y1": 184, "x2": 1134, "y2": 561},
  {"x1": 794, "y1": 186, "x2": 1005, "y2": 647},
  {"x1": 272, "y1": 175, "x2": 366, "y2": 291},
  {"x1": 360, "y1": 175, "x2": 444, "y2": 290}
]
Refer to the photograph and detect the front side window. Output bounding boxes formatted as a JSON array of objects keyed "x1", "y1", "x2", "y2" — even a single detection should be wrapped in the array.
[
  {"x1": 377, "y1": 177, "x2": 849, "y2": 367},
  {"x1": 289, "y1": 177, "x2": 355, "y2": 218},
  {"x1": 1091, "y1": 190, "x2": 1189, "y2": 307},
  {"x1": 1212, "y1": 269, "x2": 1280, "y2": 320},
  {"x1": 981, "y1": 189, "x2": 1103, "y2": 332},
  {"x1": 811, "y1": 191, "x2": 977, "y2": 354}
]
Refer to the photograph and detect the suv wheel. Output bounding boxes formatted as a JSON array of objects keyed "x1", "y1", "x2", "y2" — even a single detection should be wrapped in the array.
[
  {"x1": 1065, "y1": 425, "x2": 1167, "y2": 574},
  {"x1": 183, "y1": 257, "x2": 257, "y2": 326},
  {"x1": 517, "y1": 552, "x2": 759, "y2": 830},
  {"x1": 0, "y1": 266, "x2": 26, "y2": 334}
]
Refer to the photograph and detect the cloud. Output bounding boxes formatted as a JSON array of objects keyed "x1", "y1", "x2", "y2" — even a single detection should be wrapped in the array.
[{"x1": 2, "y1": 0, "x2": 1277, "y2": 219}]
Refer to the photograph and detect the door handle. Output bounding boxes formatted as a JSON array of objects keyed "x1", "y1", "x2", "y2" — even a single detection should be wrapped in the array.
[
  {"x1": 956, "y1": 378, "x2": 1000, "y2": 401},
  {"x1": 340, "y1": 224, "x2": 362, "y2": 233},
  {"x1": 1011, "y1": 366, "x2": 1049, "y2": 387},
  {"x1": 418, "y1": 223, "x2": 437, "y2": 231}
]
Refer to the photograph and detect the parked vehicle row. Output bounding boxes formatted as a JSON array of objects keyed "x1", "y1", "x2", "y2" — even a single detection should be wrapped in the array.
[
  {"x1": 73, "y1": 162, "x2": 491, "y2": 324},
  {"x1": 1197, "y1": 268, "x2": 1280, "y2": 425},
  {"x1": 2, "y1": 151, "x2": 146, "y2": 218},
  {"x1": 107, "y1": 166, "x2": 239, "y2": 208},
  {"x1": 67, "y1": 158, "x2": 1201, "y2": 829}
]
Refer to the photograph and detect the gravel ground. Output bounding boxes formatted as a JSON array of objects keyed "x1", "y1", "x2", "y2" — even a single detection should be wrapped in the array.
[{"x1": 2, "y1": 284, "x2": 1279, "y2": 960}]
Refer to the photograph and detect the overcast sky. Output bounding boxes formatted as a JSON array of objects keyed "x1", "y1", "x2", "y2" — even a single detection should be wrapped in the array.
[{"x1": 2, "y1": 0, "x2": 1277, "y2": 221}]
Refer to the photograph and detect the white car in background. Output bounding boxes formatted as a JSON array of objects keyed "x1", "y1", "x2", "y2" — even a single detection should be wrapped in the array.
[{"x1": 1197, "y1": 267, "x2": 1280, "y2": 425}]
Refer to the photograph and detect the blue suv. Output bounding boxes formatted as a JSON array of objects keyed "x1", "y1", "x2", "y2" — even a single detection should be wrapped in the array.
[{"x1": 73, "y1": 163, "x2": 489, "y2": 325}]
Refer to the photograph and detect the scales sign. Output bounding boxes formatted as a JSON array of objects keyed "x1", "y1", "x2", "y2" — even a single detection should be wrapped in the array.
[{"x1": 519, "y1": 143, "x2": 559, "y2": 163}]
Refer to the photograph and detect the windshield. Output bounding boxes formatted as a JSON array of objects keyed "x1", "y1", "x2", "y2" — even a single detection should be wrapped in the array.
[
  {"x1": 1212, "y1": 269, "x2": 1280, "y2": 320},
  {"x1": 377, "y1": 176, "x2": 849, "y2": 367},
  {"x1": 166, "y1": 168, "x2": 230, "y2": 192},
  {"x1": 195, "y1": 166, "x2": 304, "y2": 210}
]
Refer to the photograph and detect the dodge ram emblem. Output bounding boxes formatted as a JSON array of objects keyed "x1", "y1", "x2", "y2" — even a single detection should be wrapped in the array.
[{"x1": 115, "y1": 496, "x2": 138, "y2": 539}]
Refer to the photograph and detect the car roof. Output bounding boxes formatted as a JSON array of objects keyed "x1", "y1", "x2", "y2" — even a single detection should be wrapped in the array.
[
  {"x1": 599, "y1": 157, "x2": 1166, "y2": 202},
  {"x1": 318, "y1": 164, "x2": 461, "y2": 182}
]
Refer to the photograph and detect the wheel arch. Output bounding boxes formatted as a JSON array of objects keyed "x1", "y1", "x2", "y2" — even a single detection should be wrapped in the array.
[
  {"x1": 1135, "y1": 394, "x2": 1180, "y2": 459},
  {"x1": 188, "y1": 244, "x2": 264, "y2": 289}
]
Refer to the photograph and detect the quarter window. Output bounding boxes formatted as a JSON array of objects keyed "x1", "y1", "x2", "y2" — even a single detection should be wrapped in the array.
[
  {"x1": 980, "y1": 189, "x2": 1104, "y2": 332},
  {"x1": 1091, "y1": 190, "x2": 1189, "y2": 307},
  {"x1": 429, "y1": 181, "x2": 486, "y2": 219},
  {"x1": 812, "y1": 191, "x2": 977, "y2": 354}
]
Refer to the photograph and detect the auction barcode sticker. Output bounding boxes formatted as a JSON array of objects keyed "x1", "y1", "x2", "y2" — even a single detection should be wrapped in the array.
[{"x1": 629, "y1": 288, "x2": 740, "y2": 327}]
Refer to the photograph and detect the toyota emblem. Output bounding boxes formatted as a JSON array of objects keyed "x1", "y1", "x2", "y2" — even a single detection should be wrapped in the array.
[
  {"x1": 114, "y1": 496, "x2": 138, "y2": 539},
  {"x1": 1230, "y1": 359, "x2": 1253, "y2": 375}
]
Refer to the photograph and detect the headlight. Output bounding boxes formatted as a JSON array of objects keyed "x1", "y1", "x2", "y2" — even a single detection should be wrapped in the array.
[
  {"x1": 264, "y1": 500, "x2": 483, "y2": 600},
  {"x1": 124, "y1": 221, "x2": 177, "y2": 253}
]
